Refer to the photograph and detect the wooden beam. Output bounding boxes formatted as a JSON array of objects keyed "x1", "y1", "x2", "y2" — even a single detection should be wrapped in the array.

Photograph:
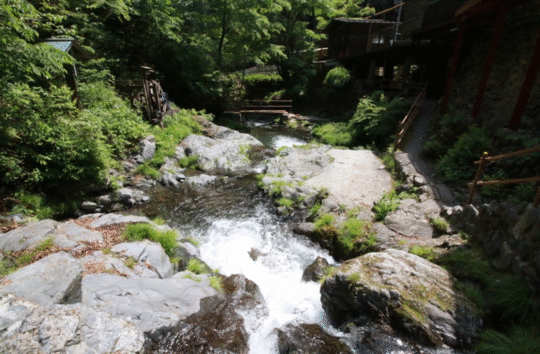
[
  {"x1": 441, "y1": 24, "x2": 466, "y2": 114},
  {"x1": 507, "y1": 29, "x2": 540, "y2": 130},
  {"x1": 367, "y1": 2, "x2": 405, "y2": 18},
  {"x1": 471, "y1": 1, "x2": 508, "y2": 119}
]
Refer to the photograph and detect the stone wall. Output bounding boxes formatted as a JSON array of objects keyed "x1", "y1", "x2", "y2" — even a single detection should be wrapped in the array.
[
  {"x1": 449, "y1": 0, "x2": 540, "y2": 131},
  {"x1": 443, "y1": 202, "x2": 540, "y2": 291}
]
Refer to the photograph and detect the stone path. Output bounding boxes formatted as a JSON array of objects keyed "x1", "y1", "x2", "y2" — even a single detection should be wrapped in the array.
[{"x1": 305, "y1": 149, "x2": 393, "y2": 208}]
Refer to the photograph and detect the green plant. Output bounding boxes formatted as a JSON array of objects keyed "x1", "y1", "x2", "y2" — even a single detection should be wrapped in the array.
[
  {"x1": 476, "y1": 326, "x2": 540, "y2": 354},
  {"x1": 429, "y1": 217, "x2": 450, "y2": 233},
  {"x1": 124, "y1": 256, "x2": 137, "y2": 269},
  {"x1": 186, "y1": 237, "x2": 200, "y2": 247},
  {"x1": 178, "y1": 155, "x2": 199, "y2": 169},
  {"x1": 338, "y1": 218, "x2": 374, "y2": 252},
  {"x1": 209, "y1": 275, "x2": 224, "y2": 292},
  {"x1": 312, "y1": 122, "x2": 353, "y2": 147},
  {"x1": 102, "y1": 248, "x2": 111, "y2": 254},
  {"x1": 436, "y1": 248, "x2": 492, "y2": 285},
  {"x1": 123, "y1": 223, "x2": 178, "y2": 257},
  {"x1": 488, "y1": 275, "x2": 539, "y2": 323},
  {"x1": 152, "y1": 217, "x2": 166, "y2": 225},
  {"x1": 398, "y1": 239, "x2": 407, "y2": 246},
  {"x1": 310, "y1": 203, "x2": 322, "y2": 216},
  {"x1": 36, "y1": 237, "x2": 54, "y2": 252},
  {"x1": 182, "y1": 273, "x2": 202, "y2": 282},
  {"x1": 314, "y1": 214, "x2": 335, "y2": 230},
  {"x1": 277, "y1": 198, "x2": 294, "y2": 208},
  {"x1": 187, "y1": 258, "x2": 209, "y2": 274},
  {"x1": 373, "y1": 190, "x2": 402, "y2": 221},
  {"x1": 409, "y1": 245, "x2": 436, "y2": 261},
  {"x1": 135, "y1": 164, "x2": 160, "y2": 179},
  {"x1": 323, "y1": 66, "x2": 351, "y2": 89},
  {"x1": 347, "y1": 273, "x2": 361, "y2": 283}
]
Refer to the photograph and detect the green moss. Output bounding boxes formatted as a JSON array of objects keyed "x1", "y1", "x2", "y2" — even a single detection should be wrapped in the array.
[
  {"x1": 36, "y1": 237, "x2": 54, "y2": 252},
  {"x1": 429, "y1": 217, "x2": 450, "y2": 233},
  {"x1": 310, "y1": 203, "x2": 322, "y2": 216},
  {"x1": 152, "y1": 217, "x2": 166, "y2": 225},
  {"x1": 187, "y1": 258, "x2": 209, "y2": 275},
  {"x1": 124, "y1": 256, "x2": 137, "y2": 269},
  {"x1": 314, "y1": 214, "x2": 335, "y2": 230},
  {"x1": 186, "y1": 237, "x2": 200, "y2": 247},
  {"x1": 373, "y1": 189, "x2": 415, "y2": 221},
  {"x1": 338, "y1": 218, "x2": 375, "y2": 252},
  {"x1": 277, "y1": 198, "x2": 294, "y2": 208},
  {"x1": 409, "y1": 245, "x2": 436, "y2": 261},
  {"x1": 135, "y1": 163, "x2": 160, "y2": 179},
  {"x1": 347, "y1": 272, "x2": 361, "y2": 283},
  {"x1": 182, "y1": 273, "x2": 202, "y2": 282},
  {"x1": 178, "y1": 155, "x2": 199, "y2": 169},
  {"x1": 209, "y1": 275, "x2": 223, "y2": 292}
]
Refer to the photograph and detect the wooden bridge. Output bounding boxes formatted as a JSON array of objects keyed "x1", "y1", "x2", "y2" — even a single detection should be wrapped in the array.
[{"x1": 224, "y1": 100, "x2": 293, "y2": 123}]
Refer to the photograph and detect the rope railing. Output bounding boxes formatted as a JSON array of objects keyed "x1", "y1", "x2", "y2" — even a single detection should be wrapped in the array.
[
  {"x1": 466, "y1": 147, "x2": 540, "y2": 206},
  {"x1": 393, "y1": 85, "x2": 428, "y2": 150}
]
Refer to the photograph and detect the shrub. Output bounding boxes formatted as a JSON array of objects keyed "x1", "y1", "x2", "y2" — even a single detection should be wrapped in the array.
[
  {"x1": 277, "y1": 198, "x2": 294, "y2": 208},
  {"x1": 373, "y1": 190, "x2": 407, "y2": 221},
  {"x1": 476, "y1": 327, "x2": 540, "y2": 354},
  {"x1": 135, "y1": 164, "x2": 160, "y2": 179},
  {"x1": 312, "y1": 123, "x2": 353, "y2": 147},
  {"x1": 323, "y1": 67, "x2": 351, "y2": 89},
  {"x1": 243, "y1": 73, "x2": 284, "y2": 99},
  {"x1": 123, "y1": 223, "x2": 177, "y2": 257},
  {"x1": 178, "y1": 155, "x2": 199, "y2": 169},
  {"x1": 488, "y1": 275, "x2": 539, "y2": 323},
  {"x1": 422, "y1": 111, "x2": 469, "y2": 160},
  {"x1": 436, "y1": 126, "x2": 492, "y2": 185}
]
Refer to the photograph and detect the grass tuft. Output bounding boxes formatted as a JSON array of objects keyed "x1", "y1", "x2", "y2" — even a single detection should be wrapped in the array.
[
  {"x1": 476, "y1": 326, "x2": 540, "y2": 354},
  {"x1": 123, "y1": 223, "x2": 177, "y2": 257},
  {"x1": 209, "y1": 275, "x2": 223, "y2": 292},
  {"x1": 187, "y1": 258, "x2": 209, "y2": 274}
]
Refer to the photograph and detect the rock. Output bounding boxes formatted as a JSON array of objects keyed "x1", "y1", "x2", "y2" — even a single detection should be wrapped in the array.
[
  {"x1": 111, "y1": 240, "x2": 174, "y2": 279},
  {"x1": 181, "y1": 132, "x2": 262, "y2": 176},
  {"x1": 53, "y1": 221, "x2": 104, "y2": 248},
  {"x1": 248, "y1": 248, "x2": 265, "y2": 261},
  {"x1": 175, "y1": 241, "x2": 202, "y2": 271},
  {"x1": 161, "y1": 171, "x2": 180, "y2": 188},
  {"x1": 0, "y1": 219, "x2": 57, "y2": 252},
  {"x1": 0, "y1": 252, "x2": 82, "y2": 306},
  {"x1": 320, "y1": 249, "x2": 481, "y2": 348},
  {"x1": 302, "y1": 256, "x2": 329, "y2": 282},
  {"x1": 372, "y1": 223, "x2": 396, "y2": 243},
  {"x1": 0, "y1": 294, "x2": 144, "y2": 353},
  {"x1": 265, "y1": 145, "x2": 332, "y2": 178},
  {"x1": 383, "y1": 200, "x2": 434, "y2": 238},
  {"x1": 322, "y1": 196, "x2": 340, "y2": 212},
  {"x1": 80, "y1": 250, "x2": 159, "y2": 278},
  {"x1": 6, "y1": 213, "x2": 26, "y2": 223},
  {"x1": 98, "y1": 194, "x2": 112, "y2": 205},
  {"x1": 88, "y1": 213, "x2": 151, "y2": 228},
  {"x1": 153, "y1": 274, "x2": 268, "y2": 353},
  {"x1": 116, "y1": 188, "x2": 134, "y2": 202},
  {"x1": 293, "y1": 222, "x2": 316, "y2": 236},
  {"x1": 80, "y1": 201, "x2": 98, "y2": 211},
  {"x1": 135, "y1": 135, "x2": 156, "y2": 163},
  {"x1": 277, "y1": 323, "x2": 353, "y2": 354},
  {"x1": 82, "y1": 273, "x2": 218, "y2": 335},
  {"x1": 187, "y1": 174, "x2": 218, "y2": 185},
  {"x1": 175, "y1": 146, "x2": 186, "y2": 160},
  {"x1": 413, "y1": 174, "x2": 427, "y2": 187},
  {"x1": 135, "y1": 178, "x2": 157, "y2": 190}
]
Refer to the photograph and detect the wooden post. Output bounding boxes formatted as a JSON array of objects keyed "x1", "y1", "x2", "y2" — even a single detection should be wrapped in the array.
[
  {"x1": 534, "y1": 183, "x2": 540, "y2": 207},
  {"x1": 441, "y1": 24, "x2": 466, "y2": 114},
  {"x1": 467, "y1": 152, "x2": 489, "y2": 204},
  {"x1": 507, "y1": 29, "x2": 540, "y2": 130},
  {"x1": 471, "y1": 1, "x2": 508, "y2": 119}
]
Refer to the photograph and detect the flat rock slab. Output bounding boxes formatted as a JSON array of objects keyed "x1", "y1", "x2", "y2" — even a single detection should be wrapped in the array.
[
  {"x1": 0, "y1": 294, "x2": 144, "y2": 353},
  {"x1": 53, "y1": 221, "x2": 104, "y2": 248},
  {"x1": 265, "y1": 145, "x2": 333, "y2": 178},
  {"x1": 111, "y1": 241, "x2": 173, "y2": 279},
  {"x1": 305, "y1": 149, "x2": 393, "y2": 209},
  {"x1": 321, "y1": 249, "x2": 481, "y2": 348},
  {"x1": 82, "y1": 273, "x2": 218, "y2": 334},
  {"x1": 0, "y1": 252, "x2": 82, "y2": 306},
  {"x1": 89, "y1": 213, "x2": 151, "y2": 228},
  {"x1": 80, "y1": 251, "x2": 159, "y2": 278},
  {"x1": 384, "y1": 199, "x2": 441, "y2": 238},
  {"x1": 0, "y1": 219, "x2": 58, "y2": 252}
]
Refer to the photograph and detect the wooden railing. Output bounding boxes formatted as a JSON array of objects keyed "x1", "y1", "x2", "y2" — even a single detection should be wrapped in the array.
[
  {"x1": 466, "y1": 146, "x2": 540, "y2": 206},
  {"x1": 393, "y1": 85, "x2": 428, "y2": 150}
]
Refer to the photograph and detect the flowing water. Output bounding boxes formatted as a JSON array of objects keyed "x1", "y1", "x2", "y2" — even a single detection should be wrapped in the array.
[{"x1": 138, "y1": 121, "x2": 462, "y2": 353}]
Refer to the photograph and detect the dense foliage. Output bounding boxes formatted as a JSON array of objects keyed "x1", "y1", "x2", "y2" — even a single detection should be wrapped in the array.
[{"x1": 323, "y1": 66, "x2": 351, "y2": 89}]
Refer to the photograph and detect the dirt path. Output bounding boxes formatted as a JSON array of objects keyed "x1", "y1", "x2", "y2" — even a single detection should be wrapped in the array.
[{"x1": 305, "y1": 149, "x2": 393, "y2": 209}]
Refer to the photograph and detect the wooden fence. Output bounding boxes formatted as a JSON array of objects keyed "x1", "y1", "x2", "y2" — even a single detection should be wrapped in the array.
[
  {"x1": 393, "y1": 85, "x2": 428, "y2": 150},
  {"x1": 466, "y1": 146, "x2": 540, "y2": 206}
]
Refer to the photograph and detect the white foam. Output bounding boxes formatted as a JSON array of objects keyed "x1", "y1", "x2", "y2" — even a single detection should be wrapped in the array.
[
  {"x1": 271, "y1": 136, "x2": 307, "y2": 149},
  {"x1": 198, "y1": 206, "x2": 336, "y2": 353}
]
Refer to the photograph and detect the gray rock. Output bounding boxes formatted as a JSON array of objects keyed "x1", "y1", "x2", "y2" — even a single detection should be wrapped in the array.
[
  {"x1": 0, "y1": 252, "x2": 82, "y2": 306},
  {"x1": 302, "y1": 256, "x2": 329, "y2": 282},
  {"x1": 116, "y1": 188, "x2": 134, "y2": 202},
  {"x1": 321, "y1": 249, "x2": 481, "y2": 348},
  {"x1": 0, "y1": 219, "x2": 58, "y2": 252},
  {"x1": 265, "y1": 145, "x2": 332, "y2": 178},
  {"x1": 161, "y1": 171, "x2": 180, "y2": 188},
  {"x1": 53, "y1": 222, "x2": 104, "y2": 248},
  {"x1": 248, "y1": 248, "x2": 266, "y2": 261},
  {"x1": 6, "y1": 214, "x2": 26, "y2": 223},
  {"x1": 111, "y1": 241, "x2": 174, "y2": 279},
  {"x1": 80, "y1": 251, "x2": 158, "y2": 279},
  {"x1": 176, "y1": 146, "x2": 186, "y2": 160},
  {"x1": 384, "y1": 200, "x2": 434, "y2": 239},
  {"x1": 122, "y1": 161, "x2": 137, "y2": 172},
  {"x1": 293, "y1": 222, "x2": 315, "y2": 236},
  {"x1": 182, "y1": 133, "x2": 262, "y2": 176},
  {"x1": 277, "y1": 323, "x2": 353, "y2": 354},
  {"x1": 142, "y1": 195, "x2": 151, "y2": 203},
  {"x1": 98, "y1": 194, "x2": 112, "y2": 205},
  {"x1": 135, "y1": 178, "x2": 157, "y2": 190},
  {"x1": 135, "y1": 135, "x2": 156, "y2": 163},
  {"x1": 89, "y1": 213, "x2": 151, "y2": 228},
  {"x1": 175, "y1": 242, "x2": 202, "y2": 271},
  {"x1": 372, "y1": 223, "x2": 396, "y2": 243},
  {"x1": 82, "y1": 273, "x2": 218, "y2": 335},
  {"x1": 0, "y1": 294, "x2": 144, "y2": 353},
  {"x1": 413, "y1": 174, "x2": 427, "y2": 186},
  {"x1": 322, "y1": 196, "x2": 340, "y2": 212},
  {"x1": 80, "y1": 201, "x2": 98, "y2": 211}
]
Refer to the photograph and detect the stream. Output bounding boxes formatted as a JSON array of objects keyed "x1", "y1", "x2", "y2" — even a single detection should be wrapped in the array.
[{"x1": 137, "y1": 119, "x2": 460, "y2": 353}]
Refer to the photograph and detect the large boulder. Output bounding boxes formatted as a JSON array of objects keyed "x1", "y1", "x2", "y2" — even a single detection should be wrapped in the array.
[
  {"x1": 181, "y1": 133, "x2": 262, "y2": 176},
  {"x1": 0, "y1": 294, "x2": 144, "y2": 353},
  {"x1": 135, "y1": 135, "x2": 156, "y2": 164},
  {"x1": 153, "y1": 274, "x2": 268, "y2": 353},
  {"x1": 52, "y1": 221, "x2": 104, "y2": 248},
  {"x1": 277, "y1": 323, "x2": 353, "y2": 354},
  {"x1": 383, "y1": 199, "x2": 441, "y2": 238},
  {"x1": 82, "y1": 273, "x2": 218, "y2": 338},
  {"x1": 80, "y1": 250, "x2": 160, "y2": 279},
  {"x1": 88, "y1": 213, "x2": 152, "y2": 228},
  {"x1": 0, "y1": 219, "x2": 58, "y2": 252},
  {"x1": 320, "y1": 249, "x2": 481, "y2": 348},
  {"x1": 111, "y1": 240, "x2": 174, "y2": 279},
  {"x1": 265, "y1": 145, "x2": 332, "y2": 178},
  {"x1": 0, "y1": 252, "x2": 82, "y2": 306}
]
